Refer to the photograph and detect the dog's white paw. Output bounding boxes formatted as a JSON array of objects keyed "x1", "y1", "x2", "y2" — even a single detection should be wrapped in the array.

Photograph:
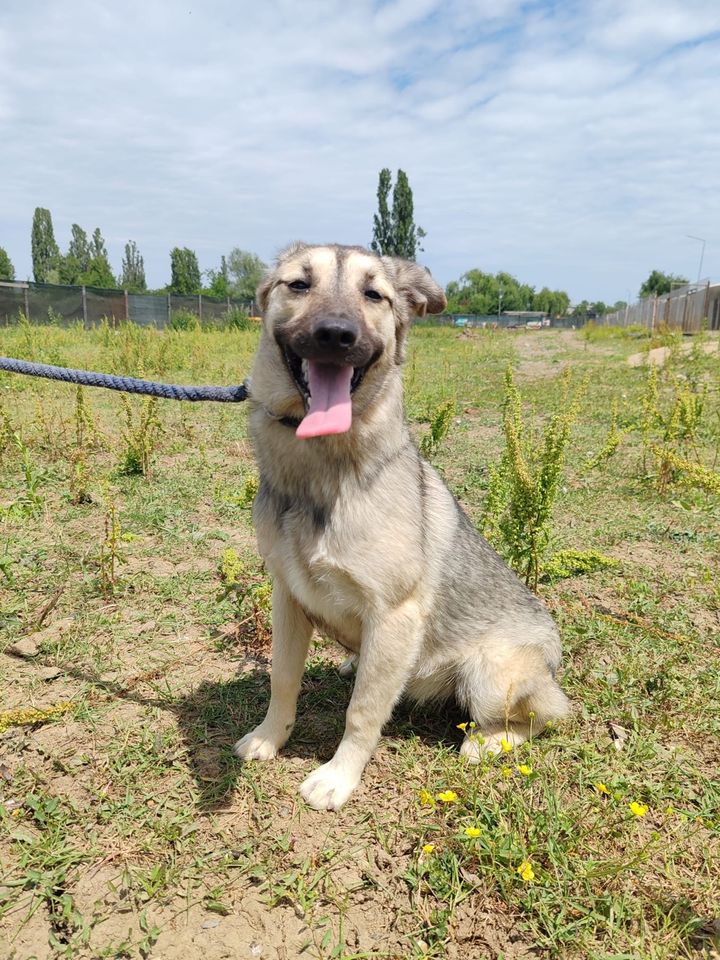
[
  {"x1": 234, "y1": 725, "x2": 284, "y2": 761},
  {"x1": 338, "y1": 655, "x2": 358, "y2": 678},
  {"x1": 299, "y1": 761, "x2": 360, "y2": 811}
]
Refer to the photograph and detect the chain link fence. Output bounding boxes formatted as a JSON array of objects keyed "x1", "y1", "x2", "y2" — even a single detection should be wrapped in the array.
[{"x1": 0, "y1": 281, "x2": 253, "y2": 328}]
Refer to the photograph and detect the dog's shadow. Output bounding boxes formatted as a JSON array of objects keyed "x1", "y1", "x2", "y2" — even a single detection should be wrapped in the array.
[
  {"x1": 173, "y1": 659, "x2": 461, "y2": 809},
  {"x1": 48, "y1": 657, "x2": 459, "y2": 811}
]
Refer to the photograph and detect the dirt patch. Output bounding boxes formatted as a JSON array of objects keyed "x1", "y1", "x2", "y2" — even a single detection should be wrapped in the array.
[{"x1": 628, "y1": 338, "x2": 719, "y2": 368}]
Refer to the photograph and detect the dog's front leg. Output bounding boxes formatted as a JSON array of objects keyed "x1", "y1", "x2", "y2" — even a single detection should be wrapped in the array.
[
  {"x1": 234, "y1": 580, "x2": 312, "y2": 761},
  {"x1": 300, "y1": 599, "x2": 422, "y2": 811}
]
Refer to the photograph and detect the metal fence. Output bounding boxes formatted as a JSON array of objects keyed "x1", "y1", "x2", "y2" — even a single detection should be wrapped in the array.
[
  {"x1": 602, "y1": 282, "x2": 720, "y2": 333},
  {"x1": 0, "y1": 280, "x2": 252, "y2": 328}
]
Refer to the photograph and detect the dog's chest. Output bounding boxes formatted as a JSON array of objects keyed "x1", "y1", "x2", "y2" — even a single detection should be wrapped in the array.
[{"x1": 256, "y1": 502, "x2": 368, "y2": 646}]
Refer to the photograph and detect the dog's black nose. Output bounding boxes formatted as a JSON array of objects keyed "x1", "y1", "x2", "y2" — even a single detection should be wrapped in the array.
[{"x1": 311, "y1": 317, "x2": 358, "y2": 354}]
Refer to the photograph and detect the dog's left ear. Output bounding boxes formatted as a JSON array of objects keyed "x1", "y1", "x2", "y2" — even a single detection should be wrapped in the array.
[{"x1": 385, "y1": 257, "x2": 447, "y2": 318}]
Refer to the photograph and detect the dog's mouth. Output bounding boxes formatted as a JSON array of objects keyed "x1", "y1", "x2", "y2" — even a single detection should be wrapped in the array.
[{"x1": 282, "y1": 344, "x2": 372, "y2": 439}]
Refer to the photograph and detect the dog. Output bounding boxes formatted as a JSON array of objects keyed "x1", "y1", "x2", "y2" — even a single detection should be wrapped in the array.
[{"x1": 234, "y1": 242, "x2": 569, "y2": 810}]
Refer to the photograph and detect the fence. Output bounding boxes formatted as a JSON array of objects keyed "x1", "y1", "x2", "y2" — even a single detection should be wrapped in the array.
[
  {"x1": 0, "y1": 280, "x2": 253, "y2": 328},
  {"x1": 602, "y1": 282, "x2": 720, "y2": 333}
]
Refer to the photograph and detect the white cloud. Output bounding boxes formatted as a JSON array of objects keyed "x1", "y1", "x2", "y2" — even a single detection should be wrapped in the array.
[{"x1": 0, "y1": 0, "x2": 719, "y2": 301}]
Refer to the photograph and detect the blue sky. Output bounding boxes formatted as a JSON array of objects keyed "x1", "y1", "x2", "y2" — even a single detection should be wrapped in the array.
[{"x1": 1, "y1": 0, "x2": 719, "y2": 302}]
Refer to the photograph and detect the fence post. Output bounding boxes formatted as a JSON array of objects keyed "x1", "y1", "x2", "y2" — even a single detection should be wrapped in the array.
[
  {"x1": 81, "y1": 286, "x2": 88, "y2": 327},
  {"x1": 23, "y1": 287, "x2": 30, "y2": 321},
  {"x1": 198, "y1": 293, "x2": 203, "y2": 323},
  {"x1": 124, "y1": 289, "x2": 129, "y2": 322},
  {"x1": 167, "y1": 294, "x2": 171, "y2": 328}
]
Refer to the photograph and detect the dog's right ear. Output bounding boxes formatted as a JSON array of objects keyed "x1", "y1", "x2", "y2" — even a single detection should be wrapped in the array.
[{"x1": 384, "y1": 257, "x2": 447, "y2": 318}]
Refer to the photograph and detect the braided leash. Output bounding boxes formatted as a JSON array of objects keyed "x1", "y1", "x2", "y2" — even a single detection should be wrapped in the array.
[{"x1": 0, "y1": 356, "x2": 249, "y2": 403}]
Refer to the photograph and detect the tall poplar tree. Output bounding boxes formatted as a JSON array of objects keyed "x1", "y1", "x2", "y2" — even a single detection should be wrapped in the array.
[
  {"x1": 370, "y1": 168, "x2": 425, "y2": 260},
  {"x1": 31, "y1": 207, "x2": 60, "y2": 282}
]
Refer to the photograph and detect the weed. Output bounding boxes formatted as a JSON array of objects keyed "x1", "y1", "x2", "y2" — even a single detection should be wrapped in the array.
[
  {"x1": 98, "y1": 494, "x2": 125, "y2": 595},
  {"x1": 419, "y1": 398, "x2": 455, "y2": 459},
  {"x1": 482, "y1": 368, "x2": 579, "y2": 589},
  {"x1": 169, "y1": 309, "x2": 200, "y2": 332},
  {"x1": 587, "y1": 399, "x2": 627, "y2": 468},
  {"x1": 542, "y1": 549, "x2": 620, "y2": 581},
  {"x1": 119, "y1": 394, "x2": 163, "y2": 476},
  {"x1": 218, "y1": 547, "x2": 272, "y2": 649}
]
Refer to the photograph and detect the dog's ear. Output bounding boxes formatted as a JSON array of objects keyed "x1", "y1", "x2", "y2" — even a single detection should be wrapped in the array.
[
  {"x1": 384, "y1": 257, "x2": 447, "y2": 317},
  {"x1": 256, "y1": 271, "x2": 275, "y2": 314}
]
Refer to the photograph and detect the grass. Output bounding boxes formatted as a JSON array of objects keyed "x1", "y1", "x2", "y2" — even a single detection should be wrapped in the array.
[{"x1": 0, "y1": 320, "x2": 718, "y2": 959}]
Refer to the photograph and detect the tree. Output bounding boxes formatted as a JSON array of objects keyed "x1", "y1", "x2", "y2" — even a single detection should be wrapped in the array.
[
  {"x1": 120, "y1": 240, "x2": 146, "y2": 291},
  {"x1": 639, "y1": 270, "x2": 688, "y2": 299},
  {"x1": 0, "y1": 247, "x2": 16, "y2": 281},
  {"x1": 206, "y1": 255, "x2": 229, "y2": 299},
  {"x1": 226, "y1": 249, "x2": 266, "y2": 301},
  {"x1": 31, "y1": 207, "x2": 60, "y2": 283},
  {"x1": 57, "y1": 224, "x2": 91, "y2": 285},
  {"x1": 370, "y1": 168, "x2": 425, "y2": 260},
  {"x1": 78, "y1": 228, "x2": 115, "y2": 288},
  {"x1": 68, "y1": 225, "x2": 91, "y2": 274},
  {"x1": 445, "y1": 268, "x2": 569, "y2": 318},
  {"x1": 370, "y1": 168, "x2": 393, "y2": 257},
  {"x1": 170, "y1": 247, "x2": 202, "y2": 295}
]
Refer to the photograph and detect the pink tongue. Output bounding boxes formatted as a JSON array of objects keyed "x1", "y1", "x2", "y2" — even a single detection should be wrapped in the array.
[{"x1": 296, "y1": 361, "x2": 353, "y2": 439}]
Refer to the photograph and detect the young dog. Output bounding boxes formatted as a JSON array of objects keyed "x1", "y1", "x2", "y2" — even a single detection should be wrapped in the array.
[{"x1": 234, "y1": 243, "x2": 569, "y2": 810}]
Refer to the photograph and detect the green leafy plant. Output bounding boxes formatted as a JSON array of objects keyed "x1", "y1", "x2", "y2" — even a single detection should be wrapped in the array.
[
  {"x1": 169, "y1": 309, "x2": 200, "y2": 332},
  {"x1": 99, "y1": 495, "x2": 125, "y2": 595},
  {"x1": 542, "y1": 549, "x2": 620, "y2": 581},
  {"x1": 587, "y1": 400, "x2": 628, "y2": 469},
  {"x1": 482, "y1": 369, "x2": 579, "y2": 589},
  {"x1": 119, "y1": 395, "x2": 163, "y2": 476},
  {"x1": 420, "y1": 398, "x2": 455, "y2": 459},
  {"x1": 218, "y1": 548, "x2": 272, "y2": 650}
]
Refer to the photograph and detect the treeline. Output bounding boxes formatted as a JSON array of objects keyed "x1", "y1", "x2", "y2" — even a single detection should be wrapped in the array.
[
  {"x1": 445, "y1": 269, "x2": 570, "y2": 318},
  {"x1": 0, "y1": 207, "x2": 266, "y2": 301}
]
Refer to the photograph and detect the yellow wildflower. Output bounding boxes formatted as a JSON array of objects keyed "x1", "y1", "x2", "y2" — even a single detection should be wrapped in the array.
[
  {"x1": 419, "y1": 789, "x2": 434, "y2": 806},
  {"x1": 422, "y1": 843, "x2": 434, "y2": 854},
  {"x1": 517, "y1": 764, "x2": 532, "y2": 776},
  {"x1": 500, "y1": 738, "x2": 512, "y2": 753},
  {"x1": 629, "y1": 801, "x2": 648, "y2": 818},
  {"x1": 517, "y1": 860, "x2": 535, "y2": 882},
  {"x1": 469, "y1": 721, "x2": 476, "y2": 729},
  {"x1": 501, "y1": 765, "x2": 513, "y2": 779},
  {"x1": 0, "y1": 702, "x2": 74, "y2": 735},
  {"x1": 456, "y1": 722, "x2": 468, "y2": 732},
  {"x1": 593, "y1": 782, "x2": 610, "y2": 795},
  {"x1": 436, "y1": 790, "x2": 459, "y2": 803},
  {"x1": 664, "y1": 805, "x2": 675, "y2": 815},
  {"x1": 464, "y1": 827, "x2": 481, "y2": 838}
]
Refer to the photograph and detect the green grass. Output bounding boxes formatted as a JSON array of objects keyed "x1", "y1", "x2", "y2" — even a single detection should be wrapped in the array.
[{"x1": 0, "y1": 321, "x2": 718, "y2": 959}]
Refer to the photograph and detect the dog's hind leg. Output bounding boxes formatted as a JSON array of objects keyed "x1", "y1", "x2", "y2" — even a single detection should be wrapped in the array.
[
  {"x1": 455, "y1": 640, "x2": 569, "y2": 762},
  {"x1": 299, "y1": 599, "x2": 423, "y2": 811},
  {"x1": 234, "y1": 580, "x2": 312, "y2": 761}
]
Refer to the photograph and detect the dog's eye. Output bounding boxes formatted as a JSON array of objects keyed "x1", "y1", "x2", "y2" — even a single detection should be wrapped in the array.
[
  {"x1": 288, "y1": 280, "x2": 310, "y2": 292},
  {"x1": 364, "y1": 289, "x2": 383, "y2": 302}
]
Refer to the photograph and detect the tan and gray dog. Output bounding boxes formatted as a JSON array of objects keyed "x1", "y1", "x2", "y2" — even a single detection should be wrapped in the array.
[{"x1": 234, "y1": 242, "x2": 569, "y2": 810}]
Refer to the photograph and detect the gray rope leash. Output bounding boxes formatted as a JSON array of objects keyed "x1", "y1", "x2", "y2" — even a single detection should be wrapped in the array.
[{"x1": 0, "y1": 356, "x2": 249, "y2": 403}]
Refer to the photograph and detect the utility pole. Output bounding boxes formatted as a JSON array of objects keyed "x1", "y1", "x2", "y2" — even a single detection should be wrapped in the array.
[{"x1": 686, "y1": 235, "x2": 706, "y2": 284}]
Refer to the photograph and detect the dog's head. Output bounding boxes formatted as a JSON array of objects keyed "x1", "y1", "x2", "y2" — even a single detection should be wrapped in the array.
[{"x1": 256, "y1": 243, "x2": 446, "y2": 438}]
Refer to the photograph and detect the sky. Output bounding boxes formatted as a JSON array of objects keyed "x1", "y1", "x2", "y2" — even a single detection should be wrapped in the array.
[{"x1": 1, "y1": 0, "x2": 719, "y2": 304}]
